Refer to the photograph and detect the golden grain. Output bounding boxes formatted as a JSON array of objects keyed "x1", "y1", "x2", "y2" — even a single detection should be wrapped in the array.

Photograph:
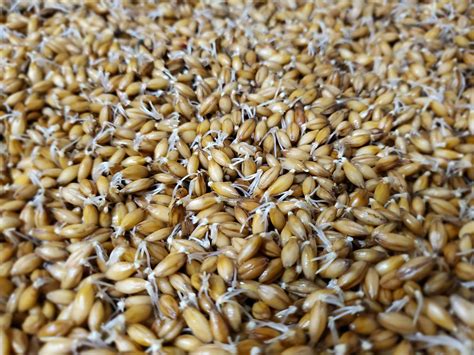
[{"x1": 0, "y1": 2, "x2": 472, "y2": 353}]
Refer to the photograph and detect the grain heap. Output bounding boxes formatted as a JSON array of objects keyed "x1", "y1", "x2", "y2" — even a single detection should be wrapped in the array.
[{"x1": 1, "y1": 0, "x2": 474, "y2": 354}]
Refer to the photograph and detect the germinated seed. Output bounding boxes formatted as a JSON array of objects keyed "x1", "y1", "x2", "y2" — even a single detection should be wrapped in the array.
[{"x1": 0, "y1": 1, "x2": 473, "y2": 354}]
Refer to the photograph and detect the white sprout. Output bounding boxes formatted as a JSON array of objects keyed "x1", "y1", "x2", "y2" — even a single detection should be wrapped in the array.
[
  {"x1": 386, "y1": 295, "x2": 410, "y2": 312},
  {"x1": 145, "y1": 273, "x2": 162, "y2": 318},
  {"x1": 413, "y1": 290, "x2": 424, "y2": 325},
  {"x1": 406, "y1": 333, "x2": 472, "y2": 355}
]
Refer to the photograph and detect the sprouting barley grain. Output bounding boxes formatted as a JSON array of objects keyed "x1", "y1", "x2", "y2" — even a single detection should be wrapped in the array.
[{"x1": 0, "y1": 1, "x2": 473, "y2": 353}]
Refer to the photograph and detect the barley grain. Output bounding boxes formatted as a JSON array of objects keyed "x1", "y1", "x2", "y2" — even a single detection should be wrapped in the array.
[{"x1": 0, "y1": 1, "x2": 472, "y2": 353}]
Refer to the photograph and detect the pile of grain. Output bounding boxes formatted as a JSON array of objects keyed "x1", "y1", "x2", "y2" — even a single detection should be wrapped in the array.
[{"x1": 1, "y1": 0, "x2": 473, "y2": 354}]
